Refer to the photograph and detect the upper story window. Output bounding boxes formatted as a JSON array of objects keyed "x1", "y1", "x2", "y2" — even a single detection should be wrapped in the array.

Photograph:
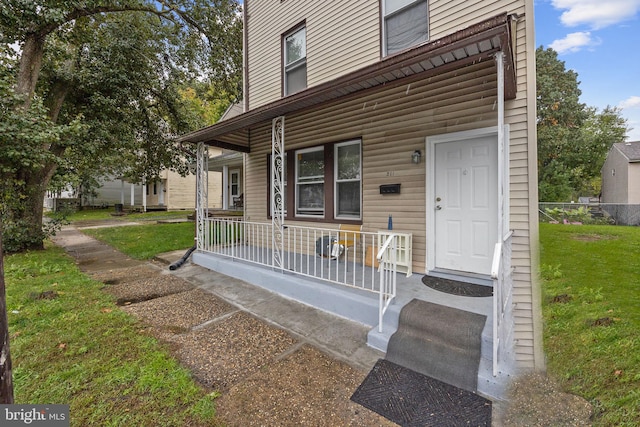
[
  {"x1": 383, "y1": 0, "x2": 429, "y2": 56},
  {"x1": 284, "y1": 25, "x2": 307, "y2": 95}
]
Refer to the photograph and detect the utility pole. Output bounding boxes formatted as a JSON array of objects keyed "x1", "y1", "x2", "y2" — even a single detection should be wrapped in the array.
[{"x1": 0, "y1": 224, "x2": 14, "y2": 404}]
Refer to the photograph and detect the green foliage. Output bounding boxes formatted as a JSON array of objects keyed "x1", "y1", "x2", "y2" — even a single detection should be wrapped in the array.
[
  {"x1": 0, "y1": 0, "x2": 243, "y2": 251},
  {"x1": 5, "y1": 246, "x2": 217, "y2": 425},
  {"x1": 540, "y1": 223, "x2": 640, "y2": 425},
  {"x1": 536, "y1": 47, "x2": 628, "y2": 201}
]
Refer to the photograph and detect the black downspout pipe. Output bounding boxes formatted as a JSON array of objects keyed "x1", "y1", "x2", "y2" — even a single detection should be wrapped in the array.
[{"x1": 169, "y1": 245, "x2": 196, "y2": 271}]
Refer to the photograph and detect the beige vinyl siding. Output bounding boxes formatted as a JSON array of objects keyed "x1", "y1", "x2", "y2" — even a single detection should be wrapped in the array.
[
  {"x1": 247, "y1": 0, "x2": 379, "y2": 109},
  {"x1": 244, "y1": 2, "x2": 538, "y2": 369},
  {"x1": 164, "y1": 170, "x2": 222, "y2": 210},
  {"x1": 244, "y1": 60, "x2": 499, "y2": 275},
  {"x1": 430, "y1": 0, "x2": 524, "y2": 39}
]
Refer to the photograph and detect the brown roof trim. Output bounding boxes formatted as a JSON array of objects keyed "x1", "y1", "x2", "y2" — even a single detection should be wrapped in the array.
[{"x1": 181, "y1": 12, "x2": 516, "y2": 148}]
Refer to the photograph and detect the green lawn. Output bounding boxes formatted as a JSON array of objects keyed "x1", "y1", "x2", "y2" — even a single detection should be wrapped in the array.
[
  {"x1": 81, "y1": 222, "x2": 195, "y2": 259},
  {"x1": 5, "y1": 246, "x2": 218, "y2": 426},
  {"x1": 540, "y1": 223, "x2": 640, "y2": 426},
  {"x1": 49, "y1": 207, "x2": 192, "y2": 223}
]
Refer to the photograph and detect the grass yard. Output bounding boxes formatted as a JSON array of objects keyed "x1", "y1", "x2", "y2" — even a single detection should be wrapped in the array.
[
  {"x1": 4, "y1": 245, "x2": 218, "y2": 426},
  {"x1": 82, "y1": 222, "x2": 195, "y2": 259},
  {"x1": 50, "y1": 207, "x2": 192, "y2": 223},
  {"x1": 540, "y1": 223, "x2": 640, "y2": 426}
]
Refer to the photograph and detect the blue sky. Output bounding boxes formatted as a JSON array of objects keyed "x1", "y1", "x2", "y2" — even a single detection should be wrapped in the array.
[{"x1": 534, "y1": 0, "x2": 640, "y2": 141}]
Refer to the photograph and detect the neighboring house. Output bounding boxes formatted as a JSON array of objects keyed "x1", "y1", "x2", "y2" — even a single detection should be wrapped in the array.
[
  {"x1": 208, "y1": 103, "x2": 245, "y2": 211},
  {"x1": 181, "y1": 0, "x2": 541, "y2": 398},
  {"x1": 80, "y1": 147, "x2": 224, "y2": 211},
  {"x1": 601, "y1": 141, "x2": 640, "y2": 225}
]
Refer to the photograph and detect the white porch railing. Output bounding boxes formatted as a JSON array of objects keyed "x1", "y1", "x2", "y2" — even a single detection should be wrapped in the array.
[
  {"x1": 491, "y1": 230, "x2": 514, "y2": 376},
  {"x1": 199, "y1": 217, "x2": 398, "y2": 330}
]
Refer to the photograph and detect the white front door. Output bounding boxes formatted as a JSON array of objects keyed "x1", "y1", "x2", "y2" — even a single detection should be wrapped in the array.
[{"x1": 430, "y1": 131, "x2": 498, "y2": 276}]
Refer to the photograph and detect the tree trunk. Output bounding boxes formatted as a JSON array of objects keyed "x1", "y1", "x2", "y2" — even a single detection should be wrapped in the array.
[
  {"x1": 0, "y1": 225, "x2": 14, "y2": 404},
  {"x1": 16, "y1": 34, "x2": 46, "y2": 103}
]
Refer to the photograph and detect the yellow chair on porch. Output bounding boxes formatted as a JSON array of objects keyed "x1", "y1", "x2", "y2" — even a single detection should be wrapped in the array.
[{"x1": 336, "y1": 224, "x2": 362, "y2": 260}]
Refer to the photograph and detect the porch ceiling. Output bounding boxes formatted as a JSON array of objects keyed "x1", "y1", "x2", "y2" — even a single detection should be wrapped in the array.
[{"x1": 180, "y1": 12, "x2": 518, "y2": 153}]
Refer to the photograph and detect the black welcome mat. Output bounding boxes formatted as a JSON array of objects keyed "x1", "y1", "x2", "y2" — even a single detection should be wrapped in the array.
[
  {"x1": 351, "y1": 359, "x2": 492, "y2": 427},
  {"x1": 422, "y1": 275, "x2": 493, "y2": 297}
]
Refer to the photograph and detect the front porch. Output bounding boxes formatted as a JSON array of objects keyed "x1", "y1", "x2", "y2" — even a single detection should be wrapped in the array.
[{"x1": 191, "y1": 219, "x2": 515, "y2": 399}]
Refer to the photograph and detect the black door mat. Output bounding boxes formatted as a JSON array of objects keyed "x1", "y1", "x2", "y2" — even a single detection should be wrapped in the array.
[
  {"x1": 351, "y1": 359, "x2": 492, "y2": 427},
  {"x1": 422, "y1": 275, "x2": 493, "y2": 297}
]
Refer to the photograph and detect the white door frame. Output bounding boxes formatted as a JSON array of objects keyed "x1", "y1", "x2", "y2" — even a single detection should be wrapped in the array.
[{"x1": 426, "y1": 126, "x2": 508, "y2": 276}]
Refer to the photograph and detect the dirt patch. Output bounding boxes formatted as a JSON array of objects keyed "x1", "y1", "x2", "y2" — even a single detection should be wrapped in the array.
[
  {"x1": 551, "y1": 294, "x2": 573, "y2": 304},
  {"x1": 499, "y1": 373, "x2": 592, "y2": 426},
  {"x1": 107, "y1": 274, "x2": 195, "y2": 305},
  {"x1": 122, "y1": 288, "x2": 236, "y2": 331},
  {"x1": 91, "y1": 265, "x2": 161, "y2": 285},
  {"x1": 588, "y1": 317, "x2": 614, "y2": 327},
  {"x1": 215, "y1": 345, "x2": 396, "y2": 427},
  {"x1": 170, "y1": 311, "x2": 298, "y2": 391}
]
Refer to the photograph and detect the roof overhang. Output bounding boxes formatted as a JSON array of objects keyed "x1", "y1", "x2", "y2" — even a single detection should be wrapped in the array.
[
  {"x1": 208, "y1": 152, "x2": 243, "y2": 171},
  {"x1": 181, "y1": 12, "x2": 518, "y2": 152}
]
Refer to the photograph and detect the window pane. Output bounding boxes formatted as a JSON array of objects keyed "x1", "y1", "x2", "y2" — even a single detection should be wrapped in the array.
[
  {"x1": 337, "y1": 144, "x2": 361, "y2": 180},
  {"x1": 385, "y1": 0, "x2": 416, "y2": 15},
  {"x1": 386, "y1": 0, "x2": 428, "y2": 55},
  {"x1": 286, "y1": 63, "x2": 307, "y2": 95},
  {"x1": 296, "y1": 148, "x2": 324, "y2": 216},
  {"x1": 298, "y1": 149, "x2": 324, "y2": 179},
  {"x1": 285, "y1": 27, "x2": 306, "y2": 65},
  {"x1": 298, "y1": 183, "x2": 324, "y2": 213},
  {"x1": 337, "y1": 182, "x2": 360, "y2": 217}
]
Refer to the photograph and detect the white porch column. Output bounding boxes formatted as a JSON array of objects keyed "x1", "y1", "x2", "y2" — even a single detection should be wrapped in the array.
[
  {"x1": 196, "y1": 142, "x2": 208, "y2": 250},
  {"x1": 496, "y1": 51, "x2": 505, "y2": 239},
  {"x1": 130, "y1": 183, "x2": 134, "y2": 206},
  {"x1": 222, "y1": 165, "x2": 229, "y2": 210},
  {"x1": 272, "y1": 116, "x2": 285, "y2": 270},
  {"x1": 120, "y1": 180, "x2": 124, "y2": 204},
  {"x1": 142, "y1": 181, "x2": 147, "y2": 212}
]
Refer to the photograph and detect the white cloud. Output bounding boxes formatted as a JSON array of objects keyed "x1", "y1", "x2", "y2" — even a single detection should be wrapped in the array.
[
  {"x1": 552, "y1": 0, "x2": 640, "y2": 29},
  {"x1": 618, "y1": 96, "x2": 640, "y2": 110},
  {"x1": 549, "y1": 31, "x2": 599, "y2": 53}
]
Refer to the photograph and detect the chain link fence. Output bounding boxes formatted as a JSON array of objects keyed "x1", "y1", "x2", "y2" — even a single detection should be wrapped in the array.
[{"x1": 539, "y1": 203, "x2": 640, "y2": 226}]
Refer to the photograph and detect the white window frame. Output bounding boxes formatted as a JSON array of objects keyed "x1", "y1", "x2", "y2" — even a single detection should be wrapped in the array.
[
  {"x1": 295, "y1": 146, "x2": 324, "y2": 217},
  {"x1": 283, "y1": 25, "x2": 307, "y2": 96},
  {"x1": 334, "y1": 140, "x2": 362, "y2": 220},
  {"x1": 382, "y1": 0, "x2": 429, "y2": 57}
]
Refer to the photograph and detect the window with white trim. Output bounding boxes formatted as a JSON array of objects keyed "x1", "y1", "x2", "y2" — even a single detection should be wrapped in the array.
[
  {"x1": 295, "y1": 147, "x2": 324, "y2": 216},
  {"x1": 270, "y1": 140, "x2": 362, "y2": 222},
  {"x1": 284, "y1": 25, "x2": 307, "y2": 95},
  {"x1": 334, "y1": 141, "x2": 361, "y2": 219},
  {"x1": 383, "y1": 0, "x2": 429, "y2": 56}
]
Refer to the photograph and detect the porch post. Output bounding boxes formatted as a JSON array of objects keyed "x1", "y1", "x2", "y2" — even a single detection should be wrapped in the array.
[
  {"x1": 222, "y1": 165, "x2": 229, "y2": 210},
  {"x1": 496, "y1": 51, "x2": 506, "y2": 238},
  {"x1": 196, "y1": 142, "x2": 208, "y2": 250},
  {"x1": 142, "y1": 180, "x2": 147, "y2": 212},
  {"x1": 271, "y1": 116, "x2": 285, "y2": 271}
]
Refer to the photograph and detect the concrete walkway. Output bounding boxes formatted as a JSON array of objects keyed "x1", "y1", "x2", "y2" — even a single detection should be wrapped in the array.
[{"x1": 52, "y1": 225, "x2": 384, "y2": 372}]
